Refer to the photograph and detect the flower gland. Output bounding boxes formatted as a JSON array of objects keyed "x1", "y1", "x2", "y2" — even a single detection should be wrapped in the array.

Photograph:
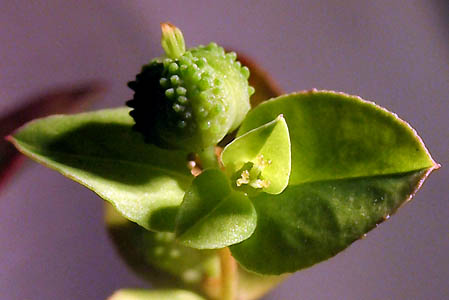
[
  {"x1": 127, "y1": 23, "x2": 254, "y2": 152},
  {"x1": 235, "y1": 155, "x2": 271, "y2": 190}
]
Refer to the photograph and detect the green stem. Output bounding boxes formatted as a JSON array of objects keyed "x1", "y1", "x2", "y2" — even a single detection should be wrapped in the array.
[
  {"x1": 198, "y1": 146, "x2": 218, "y2": 170},
  {"x1": 219, "y1": 247, "x2": 237, "y2": 300}
]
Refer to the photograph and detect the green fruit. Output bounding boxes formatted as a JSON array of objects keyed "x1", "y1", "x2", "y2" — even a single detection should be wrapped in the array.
[{"x1": 127, "y1": 23, "x2": 254, "y2": 152}]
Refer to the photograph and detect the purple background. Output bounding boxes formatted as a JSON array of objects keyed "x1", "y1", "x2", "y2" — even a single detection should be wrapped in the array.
[{"x1": 1, "y1": 1, "x2": 448, "y2": 299}]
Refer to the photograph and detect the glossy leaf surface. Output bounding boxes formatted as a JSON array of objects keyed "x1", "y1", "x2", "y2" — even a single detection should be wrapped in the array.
[
  {"x1": 237, "y1": 91, "x2": 436, "y2": 184},
  {"x1": 221, "y1": 115, "x2": 291, "y2": 194},
  {"x1": 108, "y1": 289, "x2": 205, "y2": 300},
  {"x1": 175, "y1": 169, "x2": 257, "y2": 249},
  {"x1": 230, "y1": 91, "x2": 438, "y2": 274},
  {"x1": 9, "y1": 108, "x2": 192, "y2": 232}
]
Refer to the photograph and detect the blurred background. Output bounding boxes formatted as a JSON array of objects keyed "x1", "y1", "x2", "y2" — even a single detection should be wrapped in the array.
[{"x1": 1, "y1": 1, "x2": 448, "y2": 299}]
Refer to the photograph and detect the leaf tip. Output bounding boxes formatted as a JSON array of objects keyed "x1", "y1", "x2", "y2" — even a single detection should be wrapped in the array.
[
  {"x1": 5, "y1": 134, "x2": 19, "y2": 149},
  {"x1": 432, "y1": 162, "x2": 441, "y2": 170},
  {"x1": 4, "y1": 134, "x2": 13, "y2": 142}
]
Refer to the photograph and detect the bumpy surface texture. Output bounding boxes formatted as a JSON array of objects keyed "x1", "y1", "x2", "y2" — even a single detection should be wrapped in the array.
[{"x1": 127, "y1": 43, "x2": 253, "y2": 151}]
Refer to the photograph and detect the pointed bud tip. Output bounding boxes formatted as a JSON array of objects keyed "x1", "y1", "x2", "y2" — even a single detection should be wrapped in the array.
[
  {"x1": 160, "y1": 22, "x2": 185, "y2": 59},
  {"x1": 276, "y1": 114, "x2": 284, "y2": 121},
  {"x1": 160, "y1": 22, "x2": 176, "y2": 33}
]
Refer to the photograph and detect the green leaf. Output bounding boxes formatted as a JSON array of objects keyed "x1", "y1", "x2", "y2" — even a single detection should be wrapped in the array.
[
  {"x1": 221, "y1": 115, "x2": 291, "y2": 194},
  {"x1": 105, "y1": 203, "x2": 286, "y2": 300},
  {"x1": 230, "y1": 91, "x2": 438, "y2": 275},
  {"x1": 175, "y1": 169, "x2": 257, "y2": 249},
  {"x1": 237, "y1": 91, "x2": 437, "y2": 184},
  {"x1": 0, "y1": 81, "x2": 104, "y2": 190},
  {"x1": 231, "y1": 169, "x2": 434, "y2": 274},
  {"x1": 8, "y1": 107, "x2": 193, "y2": 232},
  {"x1": 105, "y1": 203, "x2": 220, "y2": 292},
  {"x1": 108, "y1": 288, "x2": 205, "y2": 300}
]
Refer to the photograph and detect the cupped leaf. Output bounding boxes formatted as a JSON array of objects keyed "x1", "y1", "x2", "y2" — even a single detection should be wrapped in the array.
[
  {"x1": 221, "y1": 115, "x2": 291, "y2": 194},
  {"x1": 105, "y1": 203, "x2": 287, "y2": 300},
  {"x1": 230, "y1": 91, "x2": 438, "y2": 275},
  {"x1": 106, "y1": 203, "x2": 220, "y2": 294},
  {"x1": 175, "y1": 169, "x2": 257, "y2": 249},
  {"x1": 108, "y1": 288, "x2": 205, "y2": 300},
  {"x1": 215, "y1": 51, "x2": 283, "y2": 147},
  {"x1": 8, "y1": 107, "x2": 193, "y2": 232},
  {"x1": 237, "y1": 91, "x2": 437, "y2": 184}
]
